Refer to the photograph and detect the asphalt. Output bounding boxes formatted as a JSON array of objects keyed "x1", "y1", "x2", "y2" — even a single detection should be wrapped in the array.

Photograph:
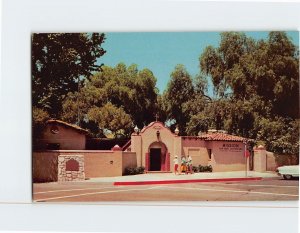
[{"x1": 84, "y1": 171, "x2": 278, "y2": 183}]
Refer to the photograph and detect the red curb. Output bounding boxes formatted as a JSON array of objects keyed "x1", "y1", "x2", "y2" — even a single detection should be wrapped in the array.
[{"x1": 114, "y1": 177, "x2": 262, "y2": 186}]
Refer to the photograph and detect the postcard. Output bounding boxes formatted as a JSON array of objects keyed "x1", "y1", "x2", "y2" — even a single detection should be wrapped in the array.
[{"x1": 32, "y1": 31, "x2": 299, "y2": 202}]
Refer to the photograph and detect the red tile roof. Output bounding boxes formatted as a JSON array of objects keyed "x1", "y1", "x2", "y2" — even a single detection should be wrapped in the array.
[
  {"x1": 47, "y1": 119, "x2": 89, "y2": 135},
  {"x1": 182, "y1": 133, "x2": 246, "y2": 142},
  {"x1": 203, "y1": 132, "x2": 246, "y2": 142}
]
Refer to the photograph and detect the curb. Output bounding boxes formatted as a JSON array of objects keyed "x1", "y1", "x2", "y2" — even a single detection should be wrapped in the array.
[{"x1": 114, "y1": 177, "x2": 262, "y2": 186}]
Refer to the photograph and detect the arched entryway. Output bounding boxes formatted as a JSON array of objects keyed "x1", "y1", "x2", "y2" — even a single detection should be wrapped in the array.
[{"x1": 146, "y1": 141, "x2": 170, "y2": 172}]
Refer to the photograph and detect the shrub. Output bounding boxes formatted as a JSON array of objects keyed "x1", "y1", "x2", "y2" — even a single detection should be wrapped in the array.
[
  {"x1": 197, "y1": 165, "x2": 213, "y2": 173},
  {"x1": 124, "y1": 166, "x2": 145, "y2": 175},
  {"x1": 192, "y1": 166, "x2": 199, "y2": 173}
]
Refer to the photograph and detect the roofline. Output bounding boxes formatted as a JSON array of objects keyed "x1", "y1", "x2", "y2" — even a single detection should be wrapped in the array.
[
  {"x1": 47, "y1": 119, "x2": 89, "y2": 135},
  {"x1": 140, "y1": 121, "x2": 176, "y2": 136}
]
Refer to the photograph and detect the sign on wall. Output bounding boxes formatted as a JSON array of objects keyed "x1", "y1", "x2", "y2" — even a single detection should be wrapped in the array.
[{"x1": 219, "y1": 143, "x2": 243, "y2": 153}]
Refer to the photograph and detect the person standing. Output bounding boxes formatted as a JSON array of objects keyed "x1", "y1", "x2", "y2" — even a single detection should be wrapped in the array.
[
  {"x1": 181, "y1": 155, "x2": 187, "y2": 174},
  {"x1": 173, "y1": 156, "x2": 179, "y2": 175},
  {"x1": 187, "y1": 154, "x2": 193, "y2": 174}
]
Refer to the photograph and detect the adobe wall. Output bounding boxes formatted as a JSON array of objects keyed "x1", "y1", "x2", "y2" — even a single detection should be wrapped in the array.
[
  {"x1": 139, "y1": 122, "x2": 177, "y2": 168},
  {"x1": 33, "y1": 150, "x2": 137, "y2": 181},
  {"x1": 266, "y1": 151, "x2": 277, "y2": 171},
  {"x1": 253, "y1": 147, "x2": 267, "y2": 172},
  {"x1": 62, "y1": 150, "x2": 123, "y2": 178},
  {"x1": 33, "y1": 151, "x2": 59, "y2": 182},
  {"x1": 210, "y1": 141, "x2": 247, "y2": 172},
  {"x1": 40, "y1": 125, "x2": 86, "y2": 150},
  {"x1": 122, "y1": 152, "x2": 138, "y2": 174},
  {"x1": 182, "y1": 138, "x2": 209, "y2": 166}
]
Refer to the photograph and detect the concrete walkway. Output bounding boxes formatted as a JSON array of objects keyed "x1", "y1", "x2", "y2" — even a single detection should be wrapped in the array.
[{"x1": 86, "y1": 171, "x2": 278, "y2": 183}]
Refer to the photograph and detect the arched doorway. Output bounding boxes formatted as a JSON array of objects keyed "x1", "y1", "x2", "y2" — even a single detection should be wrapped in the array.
[{"x1": 146, "y1": 141, "x2": 170, "y2": 172}]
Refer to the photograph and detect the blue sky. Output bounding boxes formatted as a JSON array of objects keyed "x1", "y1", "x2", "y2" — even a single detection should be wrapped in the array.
[{"x1": 98, "y1": 31, "x2": 299, "y2": 94}]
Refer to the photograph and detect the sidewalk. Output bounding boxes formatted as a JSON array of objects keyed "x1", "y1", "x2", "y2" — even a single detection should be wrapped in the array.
[{"x1": 86, "y1": 171, "x2": 278, "y2": 183}]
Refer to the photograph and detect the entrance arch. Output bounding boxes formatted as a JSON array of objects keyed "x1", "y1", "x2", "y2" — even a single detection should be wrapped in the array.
[{"x1": 146, "y1": 141, "x2": 170, "y2": 172}]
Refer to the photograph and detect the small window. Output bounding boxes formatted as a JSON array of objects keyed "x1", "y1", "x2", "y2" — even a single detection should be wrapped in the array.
[
  {"x1": 208, "y1": 149, "x2": 212, "y2": 160},
  {"x1": 47, "y1": 143, "x2": 60, "y2": 150}
]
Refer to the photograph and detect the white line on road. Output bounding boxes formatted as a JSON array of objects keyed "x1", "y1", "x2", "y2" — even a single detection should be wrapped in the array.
[
  {"x1": 34, "y1": 186, "x2": 116, "y2": 194},
  {"x1": 35, "y1": 187, "x2": 158, "y2": 202},
  {"x1": 207, "y1": 183, "x2": 298, "y2": 188},
  {"x1": 159, "y1": 186, "x2": 299, "y2": 197}
]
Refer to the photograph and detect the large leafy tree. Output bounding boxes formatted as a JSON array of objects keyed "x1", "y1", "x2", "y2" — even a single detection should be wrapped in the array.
[
  {"x1": 32, "y1": 33, "x2": 106, "y2": 117},
  {"x1": 200, "y1": 31, "x2": 299, "y2": 118},
  {"x1": 87, "y1": 103, "x2": 133, "y2": 138},
  {"x1": 162, "y1": 64, "x2": 195, "y2": 134},
  {"x1": 61, "y1": 63, "x2": 159, "y2": 137},
  {"x1": 197, "y1": 31, "x2": 299, "y2": 155}
]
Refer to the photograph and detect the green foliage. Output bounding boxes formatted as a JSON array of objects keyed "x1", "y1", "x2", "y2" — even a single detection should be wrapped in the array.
[
  {"x1": 87, "y1": 102, "x2": 133, "y2": 138},
  {"x1": 196, "y1": 31, "x2": 299, "y2": 155},
  {"x1": 32, "y1": 107, "x2": 50, "y2": 139},
  {"x1": 61, "y1": 63, "x2": 159, "y2": 137},
  {"x1": 32, "y1": 33, "x2": 106, "y2": 117},
  {"x1": 255, "y1": 117, "x2": 299, "y2": 155},
  {"x1": 124, "y1": 166, "x2": 145, "y2": 175},
  {"x1": 192, "y1": 165, "x2": 213, "y2": 173},
  {"x1": 162, "y1": 64, "x2": 195, "y2": 134},
  {"x1": 199, "y1": 31, "x2": 299, "y2": 118}
]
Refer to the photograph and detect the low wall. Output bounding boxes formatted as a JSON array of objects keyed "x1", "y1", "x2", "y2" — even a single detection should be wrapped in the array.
[
  {"x1": 33, "y1": 151, "x2": 59, "y2": 182},
  {"x1": 33, "y1": 150, "x2": 138, "y2": 182},
  {"x1": 83, "y1": 151, "x2": 123, "y2": 178},
  {"x1": 266, "y1": 152, "x2": 299, "y2": 171}
]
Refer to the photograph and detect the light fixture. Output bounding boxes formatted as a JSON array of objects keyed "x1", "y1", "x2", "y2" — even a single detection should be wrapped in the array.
[
  {"x1": 134, "y1": 125, "x2": 139, "y2": 134},
  {"x1": 156, "y1": 130, "x2": 160, "y2": 139},
  {"x1": 175, "y1": 127, "x2": 179, "y2": 135}
]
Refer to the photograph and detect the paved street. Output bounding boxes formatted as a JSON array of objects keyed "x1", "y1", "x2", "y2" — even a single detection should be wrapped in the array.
[{"x1": 33, "y1": 177, "x2": 299, "y2": 202}]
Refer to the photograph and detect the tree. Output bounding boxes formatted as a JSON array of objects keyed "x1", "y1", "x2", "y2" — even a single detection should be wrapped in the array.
[
  {"x1": 163, "y1": 64, "x2": 194, "y2": 134},
  {"x1": 61, "y1": 63, "x2": 160, "y2": 136},
  {"x1": 198, "y1": 31, "x2": 299, "y2": 154},
  {"x1": 32, "y1": 107, "x2": 50, "y2": 145},
  {"x1": 87, "y1": 102, "x2": 133, "y2": 138},
  {"x1": 32, "y1": 33, "x2": 106, "y2": 117},
  {"x1": 199, "y1": 31, "x2": 299, "y2": 118}
]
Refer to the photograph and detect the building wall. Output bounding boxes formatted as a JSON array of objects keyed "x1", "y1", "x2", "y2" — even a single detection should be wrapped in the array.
[
  {"x1": 182, "y1": 138, "x2": 209, "y2": 166},
  {"x1": 138, "y1": 122, "x2": 178, "y2": 169},
  {"x1": 122, "y1": 152, "x2": 138, "y2": 174},
  {"x1": 210, "y1": 141, "x2": 247, "y2": 172},
  {"x1": 183, "y1": 147, "x2": 210, "y2": 166},
  {"x1": 40, "y1": 125, "x2": 86, "y2": 150}
]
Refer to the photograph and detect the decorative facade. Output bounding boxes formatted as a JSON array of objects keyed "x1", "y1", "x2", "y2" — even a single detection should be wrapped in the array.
[{"x1": 130, "y1": 121, "x2": 249, "y2": 172}]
